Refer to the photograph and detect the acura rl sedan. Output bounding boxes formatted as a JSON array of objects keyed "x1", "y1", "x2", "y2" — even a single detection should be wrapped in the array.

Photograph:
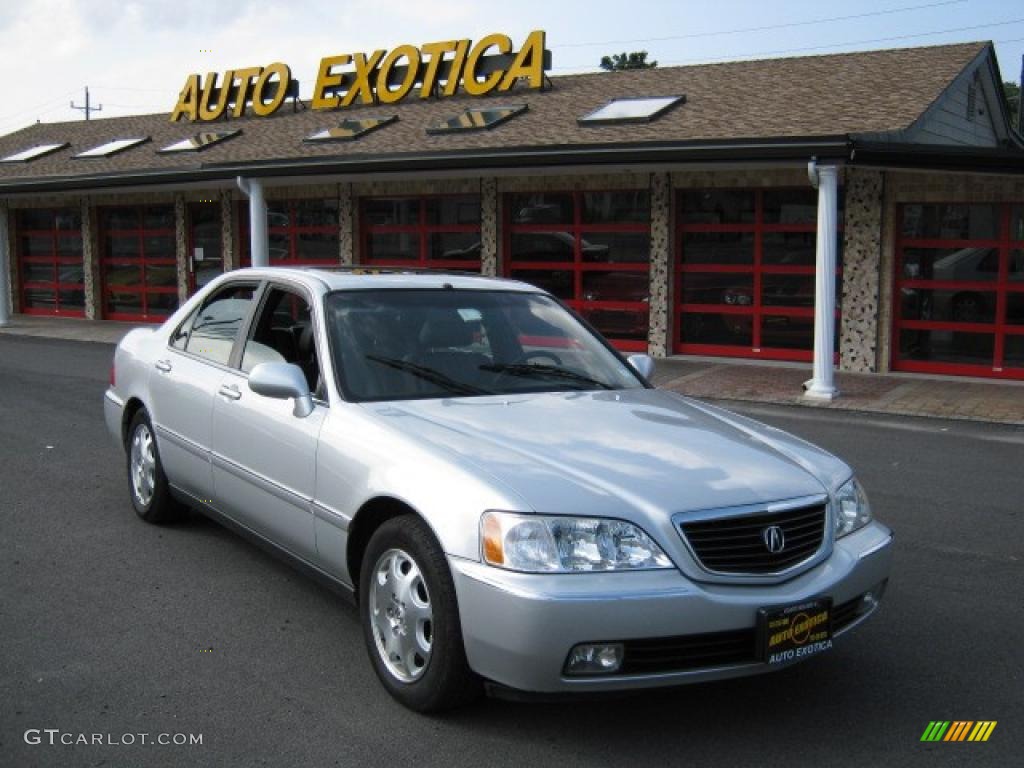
[{"x1": 104, "y1": 267, "x2": 892, "y2": 712}]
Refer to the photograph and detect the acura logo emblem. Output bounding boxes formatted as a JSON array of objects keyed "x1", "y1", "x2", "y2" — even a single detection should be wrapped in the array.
[{"x1": 763, "y1": 525, "x2": 786, "y2": 554}]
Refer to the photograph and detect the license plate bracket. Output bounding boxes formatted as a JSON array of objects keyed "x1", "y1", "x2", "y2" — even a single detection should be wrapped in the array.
[{"x1": 757, "y1": 598, "x2": 833, "y2": 665}]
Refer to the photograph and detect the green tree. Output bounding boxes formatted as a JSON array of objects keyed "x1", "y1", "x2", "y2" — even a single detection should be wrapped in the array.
[
  {"x1": 600, "y1": 51, "x2": 658, "y2": 71},
  {"x1": 1004, "y1": 81, "x2": 1020, "y2": 131}
]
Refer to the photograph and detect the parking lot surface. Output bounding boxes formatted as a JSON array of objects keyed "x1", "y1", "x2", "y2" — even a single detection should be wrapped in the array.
[{"x1": 1, "y1": 335, "x2": 1021, "y2": 767}]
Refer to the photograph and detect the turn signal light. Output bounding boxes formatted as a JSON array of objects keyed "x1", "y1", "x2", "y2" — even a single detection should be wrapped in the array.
[{"x1": 482, "y1": 513, "x2": 504, "y2": 565}]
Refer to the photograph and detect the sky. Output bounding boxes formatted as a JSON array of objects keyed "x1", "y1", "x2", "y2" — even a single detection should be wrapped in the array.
[{"x1": 0, "y1": 0, "x2": 1022, "y2": 137}]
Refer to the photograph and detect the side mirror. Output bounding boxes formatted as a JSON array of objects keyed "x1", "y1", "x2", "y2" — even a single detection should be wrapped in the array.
[
  {"x1": 627, "y1": 353, "x2": 655, "y2": 381},
  {"x1": 248, "y1": 362, "x2": 314, "y2": 418}
]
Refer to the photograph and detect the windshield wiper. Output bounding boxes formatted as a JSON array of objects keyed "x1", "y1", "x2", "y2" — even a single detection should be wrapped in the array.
[
  {"x1": 366, "y1": 355, "x2": 492, "y2": 396},
  {"x1": 480, "y1": 363, "x2": 612, "y2": 390}
]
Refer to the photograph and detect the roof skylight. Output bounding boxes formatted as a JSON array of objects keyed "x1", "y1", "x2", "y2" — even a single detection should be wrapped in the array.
[
  {"x1": 578, "y1": 96, "x2": 685, "y2": 125},
  {"x1": 426, "y1": 104, "x2": 528, "y2": 135},
  {"x1": 0, "y1": 142, "x2": 69, "y2": 163},
  {"x1": 159, "y1": 130, "x2": 241, "y2": 153},
  {"x1": 305, "y1": 116, "x2": 398, "y2": 142},
  {"x1": 73, "y1": 137, "x2": 150, "y2": 158}
]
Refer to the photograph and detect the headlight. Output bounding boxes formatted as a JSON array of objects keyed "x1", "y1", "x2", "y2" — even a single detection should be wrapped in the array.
[
  {"x1": 481, "y1": 511, "x2": 673, "y2": 572},
  {"x1": 834, "y1": 477, "x2": 872, "y2": 538}
]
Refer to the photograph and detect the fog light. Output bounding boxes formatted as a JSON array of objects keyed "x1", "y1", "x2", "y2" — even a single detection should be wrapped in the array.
[
  {"x1": 564, "y1": 643, "x2": 624, "y2": 676},
  {"x1": 857, "y1": 580, "x2": 887, "y2": 616}
]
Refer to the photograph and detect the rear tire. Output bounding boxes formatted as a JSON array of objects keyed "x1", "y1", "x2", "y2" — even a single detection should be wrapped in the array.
[
  {"x1": 126, "y1": 409, "x2": 185, "y2": 524},
  {"x1": 359, "y1": 515, "x2": 482, "y2": 712}
]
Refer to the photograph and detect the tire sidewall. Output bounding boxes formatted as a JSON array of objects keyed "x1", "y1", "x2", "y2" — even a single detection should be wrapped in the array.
[
  {"x1": 126, "y1": 409, "x2": 176, "y2": 523},
  {"x1": 359, "y1": 516, "x2": 475, "y2": 712}
]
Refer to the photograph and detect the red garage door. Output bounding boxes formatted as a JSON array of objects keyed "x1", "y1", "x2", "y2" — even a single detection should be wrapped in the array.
[
  {"x1": 894, "y1": 203, "x2": 1024, "y2": 379},
  {"x1": 360, "y1": 195, "x2": 481, "y2": 271},
  {"x1": 99, "y1": 205, "x2": 178, "y2": 322},
  {"x1": 239, "y1": 198, "x2": 340, "y2": 266},
  {"x1": 16, "y1": 208, "x2": 85, "y2": 317},
  {"x1": 674, "y1": 189, "x2": 842, "y2": 361}
]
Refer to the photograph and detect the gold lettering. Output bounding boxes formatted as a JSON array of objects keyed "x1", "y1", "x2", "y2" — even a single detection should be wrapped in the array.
[
  {"x1": 377, "y1": 45, "x2": 421, "y2": 104},
  {"x1": 418, "y1": 40, "x2": 457, "y2": 98},
  {"x1": 312, "y1": 54, "x2": 351, "y2": 110},
  {"x1": 231, "y1": 67, "x2": 263, "y2": 117},
  {"x1": 251, "y1": 62, "x2": 291, "y2": 116},
  {"x1": 462, "y1": 33, "x2": 512, "y2": 96},
  {"x1": 198, "y1": 70, "x2": 233, "y2": 121},
  {"x1": 498, "y1": 30, "x2": 546, "y2": 91},
  {"x1": 170, "y1": 74, "x2": 200, "y2": 122},
  {"x1": 441, "y1": 39, "x2": 471, "y2": 97},
  {"x1": 340, "y1": 50, "x2": 386, "y2": 107}
]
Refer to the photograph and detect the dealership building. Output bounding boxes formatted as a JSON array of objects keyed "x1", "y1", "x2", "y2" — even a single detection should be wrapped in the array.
[{"x1": 1, "y1": 37, "x2": 1022, "y2": 381}]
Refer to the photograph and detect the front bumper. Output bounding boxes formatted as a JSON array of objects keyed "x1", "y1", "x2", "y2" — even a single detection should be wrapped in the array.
[
  {"x1": 449, "y1": 521, "x2": 892, "y2": 693},
  {"x1": 104, "y1": 388, "x2": 125, "y2": 449}
]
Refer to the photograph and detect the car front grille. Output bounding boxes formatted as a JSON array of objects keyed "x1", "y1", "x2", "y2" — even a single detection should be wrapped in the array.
[
  {"x1": 620, "y1": 628, "x2": 756, "y2": 674},
  {"x1": 679, "y1": 502, "x2": 827, "y2": 575}
]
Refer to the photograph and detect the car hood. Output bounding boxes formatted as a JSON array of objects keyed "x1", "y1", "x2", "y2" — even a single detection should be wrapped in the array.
[{"x1": 362, "y1": 389, "x2": 850, "y2": 523}]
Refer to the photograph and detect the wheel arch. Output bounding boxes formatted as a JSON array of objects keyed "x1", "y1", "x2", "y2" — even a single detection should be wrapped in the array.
[
  {"x1": 121, "y1": 397, "x2": 147, "y2": 448},
  {"x1": 347, "y1": 496, "x2": 433, "y2": 600}
]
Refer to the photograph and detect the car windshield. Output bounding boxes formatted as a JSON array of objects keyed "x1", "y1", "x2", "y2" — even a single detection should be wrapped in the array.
[{"x1": 325, "y1": 289, "x2": 646, "y2": 401}]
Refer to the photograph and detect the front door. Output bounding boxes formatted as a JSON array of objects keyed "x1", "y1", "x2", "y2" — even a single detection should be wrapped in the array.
[
  {"x1": 188, "y1": 202, "x2": 224, "y2": 294},
  {"x1": 210, "y1": 285, "x2": 325, "y2": 561}
]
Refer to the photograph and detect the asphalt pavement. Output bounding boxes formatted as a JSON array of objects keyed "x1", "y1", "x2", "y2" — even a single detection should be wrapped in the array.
[{"x1": 1, "y1": 335, "x2": 1021, "y2": 767}]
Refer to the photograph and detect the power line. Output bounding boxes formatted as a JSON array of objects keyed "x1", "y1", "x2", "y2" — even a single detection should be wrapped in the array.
[
  {"x1": 554, "y1": 17, "x2": 1024, "y2": 70},
  {"x1": 70, "y1": 87, "x2": 102, "y2": 120},
  {"x1": 554, "y1": 0, "x2": 968, "y2": 48}
]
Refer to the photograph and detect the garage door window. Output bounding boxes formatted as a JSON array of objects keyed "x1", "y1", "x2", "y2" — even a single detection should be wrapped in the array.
[
  {"x1": 894, "y1": 203, "x2": 1024, "y2": 379},
  {"x1": 675, "y1": 188, "x2": 842, "y2": 361},
  {"x1": 504, "y1": 190, "x2": 651, "y2": 351},
  {"x1": 360, "y1": 195, "x2": 481, "y2": 270},
  {"x1": 240, "y1": 199, "x2": 339, "y2": 265},
  {"x1": 99, "y1": 205, "x2": 178, "y2": 322},
  {"x1": 16, "y1": 208, "x2": 85, "y2": 316}
]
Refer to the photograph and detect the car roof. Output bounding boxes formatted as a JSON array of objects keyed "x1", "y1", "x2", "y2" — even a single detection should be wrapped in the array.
[{"x1": 224, "y1": 266, "x2": 542, "y2": 294}]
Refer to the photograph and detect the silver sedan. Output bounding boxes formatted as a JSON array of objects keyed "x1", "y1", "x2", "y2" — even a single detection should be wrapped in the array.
[{"x1": 104, "y1": 267, "x2": 892, "y2": 711}]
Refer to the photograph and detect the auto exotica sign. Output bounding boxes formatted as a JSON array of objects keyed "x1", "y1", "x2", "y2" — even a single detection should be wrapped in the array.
[{"x1": 170, "y1": 31, "x2": 549, "y2": 122}]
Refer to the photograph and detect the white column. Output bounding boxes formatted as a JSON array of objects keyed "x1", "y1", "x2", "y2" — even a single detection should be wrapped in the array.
[
  {"x1": 236, "y1": 176, "x2": 269, "y2": 267},
  {"x1": 804, "y1": 163, "x2": 839, "y2": 401},
  {"x1": 0, "y1": 205, "x2": 10, "y2": 325}
]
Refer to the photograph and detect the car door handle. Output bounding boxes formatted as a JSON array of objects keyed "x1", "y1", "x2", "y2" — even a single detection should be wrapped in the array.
[
  {"x1": 155, "y1": 359, "x2": 172, "y2": 373},
  {"x1": 218, "y1": 384, "x2": 242, "y2": 401}
]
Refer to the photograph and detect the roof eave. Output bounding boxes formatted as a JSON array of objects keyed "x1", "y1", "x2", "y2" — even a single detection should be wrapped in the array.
[
  {"x1": 850, "y1": 139, "x2": 1024, "y2": 173},
  {"x1": 0, "y1": 136, "x2": 852, "y2": 196}
]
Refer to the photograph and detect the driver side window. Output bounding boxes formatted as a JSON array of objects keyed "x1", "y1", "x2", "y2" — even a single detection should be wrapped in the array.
[{"x1": 241, "y1": 287, "x2": 322, "y2": 397}]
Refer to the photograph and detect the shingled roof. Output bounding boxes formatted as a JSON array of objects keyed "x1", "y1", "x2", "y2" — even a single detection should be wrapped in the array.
[{"x1": 0, "y1": 41, "x2": 995, "y2": 189}]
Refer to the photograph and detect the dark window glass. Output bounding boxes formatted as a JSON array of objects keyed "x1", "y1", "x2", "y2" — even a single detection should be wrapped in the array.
[
  {"x1": 295, "y1": 199, "x2": 339, "y2": 227},
  {"x1": 296, "y1": 232, "x2": 338, "y2": 260},
  {"x1": 900, "y1": 288, "x2": 996, "y2": 324},
  {"x1": 19, "y1": 209, "x2": 54, "y2": 229},
  {"x1": 426, "y1": 196, "x2": 480, "y2": 226},
  {"x1": 762, "y1": 232, "x2": 816, "y2": 266},
  {"x1": 1004, "y1": 334, "x2": 1024, "y2": 367},
  {"x1": 366, "y1": 233, "x2": 419, "y2": 261},
  {"x1": 581, "y1": 191, "x2": 650, "y2": 224},
  {"x1": 678, "y1": 190, "x2": 755, "y2": 224},
  {"x1": 582, "y1": 271, "x2": 649, "y2": 303},
  {"x1": 1009, "y1": 250, "x2": 1023, "y2": 282},
  {"x1": 899, "y1": 329, "x2": 994, "y2": 365},
  {"x1": 681, "y1": 232, "x2": 754, "y2": 265},
  {"x1": 145, "y1": 263, "x2": 178, "y2": 288},
  {"x1": 363, "y1": 199, "x2": 419, "y2": 226},
  {"x1": 146, "y1": 293, "x2": 179, "y2": 315},
  {"x1": 103, "y1": 263, "x2": 141, "y2": 287},
  {"x1": 107, "y1": 235, "x2": 139, "y2": 259},
  {"x1": 510, "y1": 269, "x2": 573, "y2": 299},
  {"x1": 901, "y1": 247, "x2": 999, "y2": 281},
  {"x1": 20, "y1": 235, "x2": 52, "y2": 257},
  {"x1": 241, "y1": 289, "x2": 320, "y2": 393},
  {"x1": 23, "y1": 289, "x2": 57, "y2": 309},
  {"x1": 22, "y1": 262, "x2": 54, "y2": 283},
  {"x1": 103, "y1": 208, "x2": 139, "y2": 230},
  {"x1": 510, "y1": 232, "x2": 575, "y2": 262},
  {"x1": 57, "y1": 289, "x2": 85, "y2": 311},
  {"x1": 760, "y1": 315, "x2": 814, "y2": 349},
  {"x1": 267, "y1": 201, "x2": 292, "y2": 228},
  {"x1": 143, "y1": 206, "x2": 175, "y2": 230},
  {"x1": 1004, "y1": 292, "x2": 1024, "y2": 325},
  {"x1": 186, "y1": 284, "x2": 257, "y2": 366},
  {"x1": 54, "y1": 210, "x2": 82, "y2": 231},
  {"x1": 57, "y1": 236, "x2": 83, "y2": 258},
  {"x1": 579, "y1": 232, "x2": 650, "y2": 264},
  {"x1": 143, "y1": 235, "x2": 174, "y2": 258},
  {"x1": 583, "y1": 307, "x2": 649, "y2": 341},
  {"x1": 681, "y1": 312, "x2": 753, "y2": 346},
  {"x1": 763, "y1": 190, "x2": 818, "y2": 225},
  {"x1": 429, "y1": 232, "x2": 480, "y2": 261},
  {"x1": 57, "y1": 263, "x2": 84, "y2": 284},
  {"x1": 1011, "y1": 206, "x2": 1024, "y2": 242},
  {"x1": 508, "y1": 193, "x2": 574, "y2": 225},
  {"x1": 901, "y1": 204, "x2": 998, "y2": 240},
  {"x1": 171, "y1": 307, "x2": 199, "y2": 350},
  {"x1": 107, "y1": 291, "x2": 143, "y2": 315},
  {"x1": 682, "y1": 273, "x2": 754, "y2": 306},
  {"x1": 761, "y1": 274, "x2": 816, "y2": 308}
]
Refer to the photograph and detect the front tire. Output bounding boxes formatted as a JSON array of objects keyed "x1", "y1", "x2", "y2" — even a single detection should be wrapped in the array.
[
  {"x1": 126, "y1": 409, "x2": 184, "y2": 524},
  {"x1": 359, "y1": 516, "x2": 481, "y2": 712}
]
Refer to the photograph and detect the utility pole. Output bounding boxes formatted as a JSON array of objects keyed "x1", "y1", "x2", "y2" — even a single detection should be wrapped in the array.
[{"x1": 70, "y1": 87, "x2": 102, "y2": 120}]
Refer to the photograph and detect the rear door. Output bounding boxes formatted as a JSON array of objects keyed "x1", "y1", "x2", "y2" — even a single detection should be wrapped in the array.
[
  {"x1": 149, "y1": 281, "x2": 260, "y2": 500},
  {"x1": 210, "y1": 284, "x2": 326, "y2": 561}
]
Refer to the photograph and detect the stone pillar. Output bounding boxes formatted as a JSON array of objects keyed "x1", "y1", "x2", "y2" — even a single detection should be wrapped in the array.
[
  {"x1": 805, "y1": 164, "x2": 840, "y2": 401},
  {"x1": 220, "y1": 190, "x2": 236, "y2": 271},
  {"x1": 339, "y1": 183, "x2": 354, "y2": 265},
  {"x1": 0, "y1": 202, "x2": 10, "y2": 324},
  {"x1": 838, "y1": 169, "x2": 884, "y2": 372},
  {"x1": 174, "y1": 194, "x2": 188, "y2": 304},
  {"x1": 82, "y1": 199, "x2": 101, "y2": 320},
  {"x1": 480, "y1": 177, "x2": 498, "y2": 277},
  {"x1": 647, "y1": 172, "x2": 672, "y2": 358}
]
